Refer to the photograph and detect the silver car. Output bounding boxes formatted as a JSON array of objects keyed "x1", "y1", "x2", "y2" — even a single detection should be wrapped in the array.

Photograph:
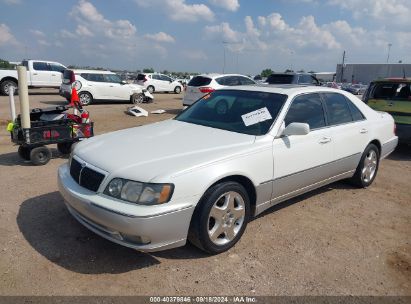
[{"x1": 59, "y1": 85, "x2": 398, "y2": 254}]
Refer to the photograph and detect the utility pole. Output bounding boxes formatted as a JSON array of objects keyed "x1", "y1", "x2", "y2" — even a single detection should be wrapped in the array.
[
  {"x1": 386, "y1": 43, "x2": 392, "y2": 63},
  {"x1": 340, "y1": 50, "x2": 346, "y2": 83}
]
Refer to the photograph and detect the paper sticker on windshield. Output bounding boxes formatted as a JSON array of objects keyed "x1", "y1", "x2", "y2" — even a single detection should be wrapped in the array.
[{"x1": 241, "y1": 107, "x2": 272, "y2": 126}]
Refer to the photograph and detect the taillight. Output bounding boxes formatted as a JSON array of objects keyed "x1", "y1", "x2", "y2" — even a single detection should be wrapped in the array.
[
  {"x1": 199, "y1": 87, "x2": 215, "y2": 93},
  {"x1": 70, "y1": 72, "x2": 75, "y2": 84},
  {"x1": 144, "y1": 76, "x2": 148, "y2": 82}
]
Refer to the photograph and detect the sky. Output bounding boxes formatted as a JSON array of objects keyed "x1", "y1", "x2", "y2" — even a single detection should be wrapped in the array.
[{"x1": 0, "y1": 0, "x2": 410, "y2": 75}]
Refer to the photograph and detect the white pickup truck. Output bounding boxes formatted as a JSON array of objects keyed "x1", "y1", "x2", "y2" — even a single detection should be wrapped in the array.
[{"x1": 0, "y1": 59, "x2": 66, "y2": 95}]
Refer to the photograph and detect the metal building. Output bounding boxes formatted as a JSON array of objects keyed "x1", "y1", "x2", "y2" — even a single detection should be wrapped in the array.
[{"x1": 336, "y1": 63, "x2": 411, "y2": 84}]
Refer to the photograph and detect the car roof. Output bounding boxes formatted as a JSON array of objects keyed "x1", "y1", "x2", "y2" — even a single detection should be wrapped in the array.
[
  {"x1": 218, "y1": 84, "x2": 343, "y2": 95},
  {"x1": 196, "y1": 73, "x2": 252, "y2": 79},
  {"x1": 71, "y1": 69, "x2": 114, "y2": 74}
]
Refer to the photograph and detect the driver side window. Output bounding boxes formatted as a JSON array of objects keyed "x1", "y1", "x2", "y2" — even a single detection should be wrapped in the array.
[{"x1": 284, "y1": 93, "x2": 326, "y2": 130}]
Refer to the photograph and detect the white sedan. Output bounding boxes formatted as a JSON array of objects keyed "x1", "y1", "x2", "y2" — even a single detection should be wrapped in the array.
[{"x1": 58, "y1": 85, "x2": 398, "y2": 254}]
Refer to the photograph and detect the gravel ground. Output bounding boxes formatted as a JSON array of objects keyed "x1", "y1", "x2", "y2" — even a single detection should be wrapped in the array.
[{"x1": 0, "y1": 89, "x2": 410, "y2": 296}]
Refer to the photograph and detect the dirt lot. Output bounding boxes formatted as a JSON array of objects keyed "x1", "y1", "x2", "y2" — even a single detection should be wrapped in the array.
[{"x1": 0, "y1": 89, "x2": 410, "y2": 296}]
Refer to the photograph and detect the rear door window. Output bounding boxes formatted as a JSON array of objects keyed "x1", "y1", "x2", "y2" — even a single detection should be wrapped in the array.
[
  {"x1": 239, "y1": 76, "x2": 256, "y2": 85},
  {"x1": 346, "y1": 99, "x2": 365, "y2": 121},
  {"x1": 50, "y1": 63, "x2": 65, "y2": 73},
  {"x1": 33, "y1": 62, "x2": 50, "y2": 71},
  {"x1": 322, "y1": 93, "x2": 353, "y2": 125},
  {"x1": 87, "y1": 73, "x2": 105, "y2": 82},
  {"x1": 284, "y1": 93, "x2": 326, "y2": 129},
  {"x1": 188, "y1": 76, "x2": 212, "y2": 87}
]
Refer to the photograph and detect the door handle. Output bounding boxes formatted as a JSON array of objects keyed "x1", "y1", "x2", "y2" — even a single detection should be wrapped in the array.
[
  {"x1": 110, "y1": 85, "x2": 114, "y2": 87},
  {"x1": 319, "y1": 137, "x2": 332, "y2": 144},
  {"x1": 33, "y1": 73, "x2": 38, "y2": 75},
  {"x1": 51, "y1": 74, "x2": 56, "y2": 76},
  {"x1": 360, "y1": 128, "x2": 368, "y2": 134}
]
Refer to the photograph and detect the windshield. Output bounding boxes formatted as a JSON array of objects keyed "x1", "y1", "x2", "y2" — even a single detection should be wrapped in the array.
[{"x1": 175, "y1": 90, "x2": 287, "y2": 135}]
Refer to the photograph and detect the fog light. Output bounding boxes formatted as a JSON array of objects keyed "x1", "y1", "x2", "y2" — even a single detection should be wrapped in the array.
[{"x1": 121, "y1": 234, "x2": 151, "y2": 245}]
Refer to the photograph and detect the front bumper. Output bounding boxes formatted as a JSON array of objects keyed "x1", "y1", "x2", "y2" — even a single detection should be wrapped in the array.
[{"x1": 58, "y1": 164, "x2": 195, "y2": 252}]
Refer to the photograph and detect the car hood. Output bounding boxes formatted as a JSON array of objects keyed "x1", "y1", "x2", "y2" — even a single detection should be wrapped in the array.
[{"x1": 74, "y1": 120, "x2": 256, "y2": 182}]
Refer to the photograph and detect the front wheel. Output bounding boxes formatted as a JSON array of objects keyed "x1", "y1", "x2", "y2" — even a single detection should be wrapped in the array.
[
  {"x1": 78, "y1": 92, "x2": 93, "y2": 105},
  {"x1": 350, "y1": 143, "x2": 380, "y2": 188},
  {"x1": 188, "y1": 181, "x2": 250, "y2": 254},
  {"x1": 131, "y1": 93, "x2": 144, "y2": 104},
  {"x1": 18, "y1": 146, "x2": 31, "y2": 161}
]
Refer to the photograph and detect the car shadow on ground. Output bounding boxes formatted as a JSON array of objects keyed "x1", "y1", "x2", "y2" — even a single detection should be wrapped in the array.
[
  {"x1": 387, "y1": 143, "x2": 411, "y2": 161},
  {"x1": 17, "y1": 191, "x2": 161, "y2": 274},
  {"x1": 28, "y1": 91, "x2": 60, "y2": 96},
  {"x1": 0, "y1": 148, "x2": 67, "y2": 167}
]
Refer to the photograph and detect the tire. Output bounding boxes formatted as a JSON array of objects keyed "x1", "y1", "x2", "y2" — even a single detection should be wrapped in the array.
[
  {"x1": 131, "y1": 93, "x2": 144, "y2": 104},
  {"x1": 350, "y1": 143, "x2": 380, "y2": 188},
  {"x1": 57, "y1": 142, "x2": 73, "y2": 155},
  {"x1": 78, "y1": 92, "x2": 93, "y2": 105},
  {"x1": 174, "y1": 86, "x2": 182, "y2": 94},
  {"x1": 18, "y1": 146, "x2": 31, "y2": 161},
  {"x1": 188, "y1": 181, "x2": 250, "y2": 254},
  {"x1": 147, "y1": 86, "x2": 154, "y2": 94},
  {"x1": 1, "y1": 80, "x2": 18, "y2": 96},
  {"x1": 30, "y1": 146, "x2": 51, "y2": 166}
]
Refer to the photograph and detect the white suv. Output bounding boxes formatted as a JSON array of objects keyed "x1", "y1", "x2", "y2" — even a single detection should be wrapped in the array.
[
  {"x1": 182, "y1": 74, "x2": 256, "y2": 106},
  {"x1": 136, "y1": 73, "x2": 183, "y2": 94},
  {"x1": 60, "y1": 70, "x2": 153, "y2": 105}
]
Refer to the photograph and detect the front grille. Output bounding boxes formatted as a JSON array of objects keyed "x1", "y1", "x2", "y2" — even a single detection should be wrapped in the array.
[{"x1": 70, "y1": 158, "x2": 105, "y2": 192}]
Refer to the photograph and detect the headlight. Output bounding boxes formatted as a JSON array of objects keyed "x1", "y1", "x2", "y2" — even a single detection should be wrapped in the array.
[{"x1": 104, "y1": 178, "x2": 174, "y2": 205}]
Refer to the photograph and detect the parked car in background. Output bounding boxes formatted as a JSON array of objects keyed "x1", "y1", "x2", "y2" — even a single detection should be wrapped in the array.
[
  {"x1": 0, "y1": 59, "x2": 66, "y2": 95},
  {"x1": 182, "y1": 73, "x2": 256, "y2": 106},
  {"x1": 136, "y1": 73, "x2": 183, "y2": 94},
  {"x1": 60, "y1": 69, "x2": 153, "y2": 105},
  {"x1": 363, "y1": 78, "x2": 411, "y2": 143},
  {"x1": 344, "y1": 84, "x2": 368, "y2": 95},
  {"x1": 266, "y1": 72, "x2": 320, "y2": 86},
  {"x1": 58, "y1": 85, "x2": 397, "y2": 254}
]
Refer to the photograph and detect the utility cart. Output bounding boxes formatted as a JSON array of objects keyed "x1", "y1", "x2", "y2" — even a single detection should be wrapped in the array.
[{"x1": 10, "y1": 105, "x2": 94, "y2": 165}]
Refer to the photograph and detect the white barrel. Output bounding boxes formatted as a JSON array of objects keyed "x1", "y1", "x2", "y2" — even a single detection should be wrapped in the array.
[{"x1": 17, "y1": 66, "x2": 31, "y2": 129}]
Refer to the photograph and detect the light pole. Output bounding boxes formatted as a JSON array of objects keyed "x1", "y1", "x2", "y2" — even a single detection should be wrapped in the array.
[{"x1": 386, "y1": 43, "x2": 392, "y2": 63}]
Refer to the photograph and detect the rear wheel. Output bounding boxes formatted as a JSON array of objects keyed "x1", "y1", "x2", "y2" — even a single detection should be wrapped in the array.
[
  {"x1": 174, "y1": 86, "x2": 181, "y2": 94},
  {"x1": 1, "y1": 80, "x2": 18, "y2": 96},
  {"x1": 350, "y1": 143, "x2": 380, "y2": 188},
  {"x1": 147, "y1": 86, "x2": 154, "y2": 94},
  {"x1": 30, "y1": 146, "x2": 51, "y2": 166},
  {"x1": 188, "y1": 181, "x2": 250, "y2": 254},
  {"x1": 131, "y1": 93, "x2": 144, "y2": 104},
  {"x1": 78, "y1": 92, "x2": 93, "y2": 105}
]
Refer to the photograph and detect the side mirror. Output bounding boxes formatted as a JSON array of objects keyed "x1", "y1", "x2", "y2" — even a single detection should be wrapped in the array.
[
  {"x1": 279, "y1": 122, "x2": 310, "y2": 137},
  {"x1": 121, "y1": 80, "x2": 127, "y2": 85}
]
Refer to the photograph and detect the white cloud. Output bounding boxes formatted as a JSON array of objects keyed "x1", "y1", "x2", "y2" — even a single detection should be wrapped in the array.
[
  {"x1": 70, "y1": 0, "x2": 136, "y2": 39},
  {"x1": 0, "y1": 23, "x2": 18, "y2": 46},
  {"x1": 145, "y1": 32, "x2": 175, "y2": 43},
  {"x1": 328, "y1": 0, "x2": 411, "y2": 27},
  {"x1": 75, "y1": 25, "x2": 94, "y2": 37},
  {"x1": 208, "y1": 0, "x2": 239, "y2": 12},
  {"x1": 135, "y1": 0, "x2": 214, "y2": 22},
  {"x1": 183, "y1": 50, "x2": 208, "y2": 60},
  {"x1": 30, "y1": 29, "x2": 46, "y2": 37},
  {"x1": 1, "y1": 0, "x2": 21, "y2": 4},
  {"x1": 204, "y1": 22, "x2": 242, "y2": 44}
]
